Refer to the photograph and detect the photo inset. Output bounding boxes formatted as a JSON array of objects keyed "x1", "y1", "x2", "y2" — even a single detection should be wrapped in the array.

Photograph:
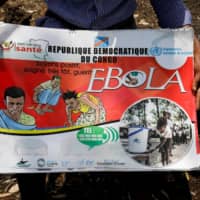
[
  {"x1": 120, "y1": 98, "x2": 193, "y2": 167},
  {"x1": 123, "y1": 70, "x2": 146, "y2": 87}
]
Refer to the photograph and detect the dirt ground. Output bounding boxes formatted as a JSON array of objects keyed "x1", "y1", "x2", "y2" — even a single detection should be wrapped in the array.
[{"x1": 0, "y1": 0, "x2": 200, "y2": 200}]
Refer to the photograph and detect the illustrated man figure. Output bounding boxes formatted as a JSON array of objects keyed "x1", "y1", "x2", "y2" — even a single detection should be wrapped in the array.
[
  {"x1": 33, "y1": 75, "x2": 62, "y2": 115},
  {"x1": 0, "y1": 86, "x2": 36, "y2": 130}
]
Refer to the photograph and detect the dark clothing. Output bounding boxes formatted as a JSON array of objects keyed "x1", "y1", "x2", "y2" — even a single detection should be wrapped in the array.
[
  {"x1": 0, "y1": 0, "x2": 7, "y2": 6},
  {"x1": 17, "y1": 173, "x2": 47, "y2": 200},
  {"x1": 37, "y1": 0, "x2": 192, "y2": 29}
]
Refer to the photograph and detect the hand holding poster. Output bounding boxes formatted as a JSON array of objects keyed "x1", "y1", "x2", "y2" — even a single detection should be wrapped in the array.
[{"x1": 0, "y1": 23, "x2": 199, "y2": 172}]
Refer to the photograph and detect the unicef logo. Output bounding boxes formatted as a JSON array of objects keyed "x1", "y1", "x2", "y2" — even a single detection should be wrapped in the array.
[{"x1": 149, "y1": 47, "x2": 162, "y2": 56}]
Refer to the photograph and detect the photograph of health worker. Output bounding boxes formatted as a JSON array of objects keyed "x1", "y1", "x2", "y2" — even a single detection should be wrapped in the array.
[{"x1": 120, "y1": 98, "x2": 193, "y2": 167}]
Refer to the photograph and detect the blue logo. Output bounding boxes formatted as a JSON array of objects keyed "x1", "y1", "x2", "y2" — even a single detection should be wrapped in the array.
[
  {"x1": 149, "y1": 47, "x2": 162, "y2": 56},
  {"x1": 95, "y1": 36, "x2": 109, "y2": 47}
]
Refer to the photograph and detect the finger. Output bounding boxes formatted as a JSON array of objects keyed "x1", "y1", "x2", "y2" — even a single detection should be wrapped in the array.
[
  {"x1": 192, "y1": 73, "x2": 200, "y2": 94},
  {"x1": 196, "y1": 88, "x2": 200, "y2": 109}
]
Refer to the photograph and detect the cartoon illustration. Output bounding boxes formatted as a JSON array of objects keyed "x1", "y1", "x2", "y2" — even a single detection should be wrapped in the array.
[
  {"x1": 32, "y1": 75, "x2": 62, "y2": 115},
  {"x1": 0, "y1": 86, "x2": 36, "y2": 130},
  {"x1": 62, "y1": 90, "x2": 106, "y2": 126}
]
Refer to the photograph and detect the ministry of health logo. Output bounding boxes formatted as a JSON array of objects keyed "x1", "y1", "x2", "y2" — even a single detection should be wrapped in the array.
[{"x1": 0, "y1": 41, "x2": 15, "y2": 51}]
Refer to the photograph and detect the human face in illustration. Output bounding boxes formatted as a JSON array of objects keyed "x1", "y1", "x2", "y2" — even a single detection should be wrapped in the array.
[
  {"x1": 65, "y1": 98, "x2": 79, "y2": 110},
  {"x1": 5, "y1": 96, "x2": 24, "y2": 116},
  {"x1": 51, "y1": 78, "x2": 61, "y2": 89}
]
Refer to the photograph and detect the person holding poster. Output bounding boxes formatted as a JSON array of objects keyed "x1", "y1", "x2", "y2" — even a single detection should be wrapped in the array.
[
  {"x1": 32, "y1": 75, "x2": 62, "y2": 115},
  {"x1": 16, "y1": 0, "x2": 200, "y2": 200},
  {"x1": 62, "y1": 90, "x2": 106, "y2": 126},
  {"x1": 0, "y1": 86, "x2": 36, "y2": 130}
]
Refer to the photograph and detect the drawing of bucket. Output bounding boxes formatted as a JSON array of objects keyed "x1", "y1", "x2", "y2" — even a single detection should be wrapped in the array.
[{"x1": 128, "y1": 127, "x2": 149, "y2": 153}]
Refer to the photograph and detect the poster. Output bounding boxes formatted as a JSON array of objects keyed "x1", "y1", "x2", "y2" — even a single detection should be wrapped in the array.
[{"x1": 0, "y1": 23, "x2": 199, "y2": 172}]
